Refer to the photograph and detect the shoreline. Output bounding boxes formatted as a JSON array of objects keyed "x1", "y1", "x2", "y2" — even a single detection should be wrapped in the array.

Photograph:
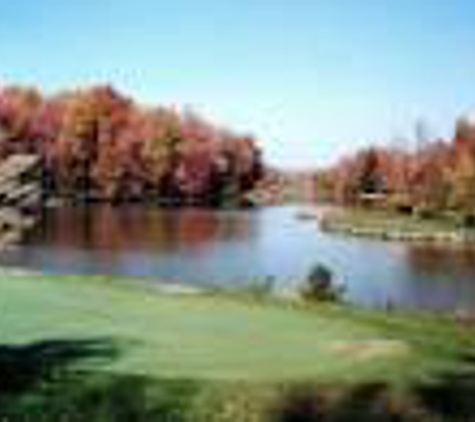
[{"x1": 319, "y1": 208, "x2": 475, "y2": 246}]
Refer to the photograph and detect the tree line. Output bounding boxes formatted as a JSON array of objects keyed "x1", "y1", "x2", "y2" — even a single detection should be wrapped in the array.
[
  {"x1": 316, "y1": 116, "x2": 475, "y2": 222},
  {"x1": 0, "y1": 85, "x2": 264, "y2": 206}
]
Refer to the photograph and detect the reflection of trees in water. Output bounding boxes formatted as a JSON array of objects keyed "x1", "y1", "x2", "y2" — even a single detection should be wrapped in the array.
[
  {"x1": 38, "y1": 206, "x2": 254, "y2": 254},
  {"x1": 407, "y1": 245, "x2": 475, "y2": 277},
  {"x1": 171, "y1": 209, "x2": 251, "y2": 247}
]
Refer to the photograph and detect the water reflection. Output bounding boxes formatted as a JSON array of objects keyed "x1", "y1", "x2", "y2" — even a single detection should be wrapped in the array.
[
  {"x1": 2, "y1": 205, "x2": 475, "y2": 312},
  {"x1": 34, "y1": 206, "x2": 254, "y2": 254},
  {"x1": 407, "y1": 244, "x2": 475, "y2": 277}
]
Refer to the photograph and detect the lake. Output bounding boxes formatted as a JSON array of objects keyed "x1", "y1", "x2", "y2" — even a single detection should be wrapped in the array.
[{"x1": 2, "y1": 205, "x2": 475, "y2": 312}]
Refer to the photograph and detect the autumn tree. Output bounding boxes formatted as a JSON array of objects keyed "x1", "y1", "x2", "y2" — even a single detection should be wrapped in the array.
[
  {"x1": 0, "y1": 86, "x2": 43, "y2": 156},
  {"x1": 0, "y1": 84, "x2": 264, "y2": 206},
  {"x1": 450, "y1": 148, "x2": 475, "y2": 213},
  {"x1": 409, "y1": 141, "x2": 452, "y2": 211}
]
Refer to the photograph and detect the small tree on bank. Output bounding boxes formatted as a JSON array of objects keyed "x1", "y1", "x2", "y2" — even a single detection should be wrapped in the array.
[{"x1": 299, "y1": 263, "x2": 343, "y2": 302}]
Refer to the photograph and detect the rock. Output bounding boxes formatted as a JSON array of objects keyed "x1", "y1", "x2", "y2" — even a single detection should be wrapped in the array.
[{"x1": 0, "y1": 154, "x2": 42, "y2": 248}]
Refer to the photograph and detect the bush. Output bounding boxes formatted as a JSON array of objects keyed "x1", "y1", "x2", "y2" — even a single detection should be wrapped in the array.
[
  {"x1": 386, "y1": 194, "x2": 413, "y2": 215},
  {"x1": 415, "y1": 207, "x2": 438, "y2": 220},
  {"x1": 395, "y1": 204, "x2": 413, "y2": 215},
  {"x1": 461, "y1": 213, "x2": 475, "y2": 229},
  {"x1": 299, "y1": 264, "x2": 343, "y2": 302}
]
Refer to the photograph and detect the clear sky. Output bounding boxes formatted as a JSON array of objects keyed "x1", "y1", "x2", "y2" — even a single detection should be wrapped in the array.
[{"x1": 1, "y1": 0, "x2": 475, "y2": 169}]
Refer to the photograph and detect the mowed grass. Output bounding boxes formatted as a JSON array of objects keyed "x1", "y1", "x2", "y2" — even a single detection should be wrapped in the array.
[
  {"x1": 1, "y1": 272, "x2": 473, "y2": 385},
  {"x1": 322, "y1": 207, "x2": 463, "y2": 239}
]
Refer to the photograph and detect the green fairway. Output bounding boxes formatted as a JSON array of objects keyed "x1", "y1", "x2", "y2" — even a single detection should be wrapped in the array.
[
  {"x1": 2, "y1": 272, "x2": 475, "y2": 420},
  {"x1": 1, "y1": 272, "x2": 473, "y2": 383}
]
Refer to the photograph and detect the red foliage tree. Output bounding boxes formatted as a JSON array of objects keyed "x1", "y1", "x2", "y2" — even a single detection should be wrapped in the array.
[{"x1": 0, "y1": 84, "x2": 264, "y2": 206}]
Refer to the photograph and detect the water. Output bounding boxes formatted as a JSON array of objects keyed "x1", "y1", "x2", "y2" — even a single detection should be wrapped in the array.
[{"x1": 2, "y1": 205, "x2": 475, "y2": 312}]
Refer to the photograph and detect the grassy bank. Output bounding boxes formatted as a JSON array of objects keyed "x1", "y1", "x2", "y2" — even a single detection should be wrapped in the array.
[
  {"x1": 320, "y1": 208, "x2": 475, "y2": 244},
  {"x1": 1, "y1": 272, "x2": 475, "y2": 420}
]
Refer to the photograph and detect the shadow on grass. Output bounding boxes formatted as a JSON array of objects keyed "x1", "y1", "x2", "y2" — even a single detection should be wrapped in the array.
[
  {"x1": 275, "y1": 355, "x2": 475, "y2": 421},
  {"x1": 274, "y1": 382, "x2": 421, "y2": 422},
  {"x1": 3, "y1": 339, "x2": 475, "y2": 421},
  {"x1": 0, "y1": 338, "x2": 199, "y2": 421},
  {"x1": 414, "y1": 353, "x2": 475, "y2": 421},
  {"x1": 0, "y1": 338, "x2": 118, "y2": 396}
]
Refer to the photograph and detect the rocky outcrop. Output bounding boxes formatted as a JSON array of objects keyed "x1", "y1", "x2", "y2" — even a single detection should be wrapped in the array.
[{"x1": 0, "y1": 154, "x2": 42, "y2": 248}]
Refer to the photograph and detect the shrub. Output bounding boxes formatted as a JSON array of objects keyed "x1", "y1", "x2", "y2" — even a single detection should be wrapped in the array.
[
  {"x1": 299, "y1": 263, "x2": 343, "y2": 302},
  {"x1": 395, "y1": 204, "x2": 413, "y2": 215},
  {"x1": 461, "y1": 213, "x2": 475, "y2": 229},
  {"x1": 386, "y1": 193, "x2": 415, "y2": 216},
  {"x1": 415, "y1": 207, "x2": 438, "y2": 220}
]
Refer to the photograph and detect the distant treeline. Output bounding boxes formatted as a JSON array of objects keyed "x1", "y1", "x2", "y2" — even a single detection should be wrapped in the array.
[
  {"x1": 317, "y1": 116, "x2": 475, "y2": 220},
  {"x1": 0, "y1": 85, "x2": 263, "y2": 205}
]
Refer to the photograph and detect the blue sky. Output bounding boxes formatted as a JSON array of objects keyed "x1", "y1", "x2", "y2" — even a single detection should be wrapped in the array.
[{"x1": 1, "y1": 0, "x2": 475, "y2": 168}]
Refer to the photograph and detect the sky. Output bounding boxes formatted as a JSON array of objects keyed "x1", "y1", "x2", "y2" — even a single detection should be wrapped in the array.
[{"x1": 1, "y1": 0, "x2": 475, "y2": 169}]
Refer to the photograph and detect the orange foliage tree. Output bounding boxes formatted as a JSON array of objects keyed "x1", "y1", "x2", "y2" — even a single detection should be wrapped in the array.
[{"x1": 0, "y1": 84, "x2": 264, "y2": 206}]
